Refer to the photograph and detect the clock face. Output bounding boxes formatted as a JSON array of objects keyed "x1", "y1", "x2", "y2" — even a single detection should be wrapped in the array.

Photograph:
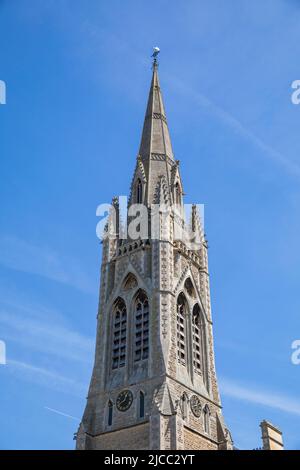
[
  {"x1": 116, "y1": 390, "x2": 133, "y2": 412},
  {"x1": 190, "y1": 395, "x2": 202, "y2": 417}
]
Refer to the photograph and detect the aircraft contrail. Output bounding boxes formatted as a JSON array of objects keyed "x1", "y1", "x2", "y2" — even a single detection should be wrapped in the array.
[{"x1": 45, "y1": 406, "x2": 80, "y2": 421}]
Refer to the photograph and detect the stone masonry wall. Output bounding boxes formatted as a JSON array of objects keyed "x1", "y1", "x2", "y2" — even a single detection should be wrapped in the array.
[
  {"x1": 90, "y1": 423, "x2": 150, "y2": 450},
  {"x1": 183, "y1": 427, "x2": 218, "y2": 450}
]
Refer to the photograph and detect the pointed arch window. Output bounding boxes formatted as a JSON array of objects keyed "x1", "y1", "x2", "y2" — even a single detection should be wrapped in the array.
[
  {"x1": 134, "y1": 291, "x2": 149, "y2": 362},
  {"x1": 181, "y1": 393, "x2": 188, "y2": 420},
  {"x1": 139, "y1": 391, "x2": 145, "y2": 418},
  {"x1": 203, "y1": 405, "x2": 210, "y2": 434},
  {"x1": 175, "y1": 182, "x2": 181, "y2": 206},
  {"x1": 112, "y1": 298, "x2": 127, "y2": 370},
  {"x1": 136, "y1": 179, "x2": 143, "y2": 204},
  {"x1": 108, "y1": 400, "x2": 113, "y2": 426},
  {"x1": 177, "y1": 293, "x2": 187, "y2": 366},
  {"x1": 192, "y1": 304, "x2": 207, "y2": 378}
]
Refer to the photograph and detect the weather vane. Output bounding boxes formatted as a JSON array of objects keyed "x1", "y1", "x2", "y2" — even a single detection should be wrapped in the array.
[{"x1": 151, "y1": 46, "x2": 160, "y2": 66}]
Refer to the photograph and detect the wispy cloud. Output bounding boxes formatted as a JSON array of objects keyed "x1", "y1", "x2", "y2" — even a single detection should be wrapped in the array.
[
  {"x1": 75, "y1": 18, "x2": 300, "y2": 180},
  {"x1": 167, "y1": 76, "x2": 300, "y2": 179},
  {"x1": 220, "y1": 377, "x2": 300, "y2": 416},
  {"x1": 7, "y1": 359, "x2": 87, "y2": 397},
  {"x1": 0, "y1": 235, "x2": 96, "y2": 294},
  {"x1": 0, "y1": 309, "x2": 94, "y2": 364},
  {"x1": 0, "y1": 295, "x2": 93, "y2": 397}
]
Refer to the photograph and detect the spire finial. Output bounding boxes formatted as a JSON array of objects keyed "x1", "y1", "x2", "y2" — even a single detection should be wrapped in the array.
[{"x1": 151, "y1": 46, "x2": 160, "y2": 67}]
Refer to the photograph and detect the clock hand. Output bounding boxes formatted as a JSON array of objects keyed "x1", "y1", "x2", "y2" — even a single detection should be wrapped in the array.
[{"x1": 119, "y1": 395, "x2": 127, "y2": 405}]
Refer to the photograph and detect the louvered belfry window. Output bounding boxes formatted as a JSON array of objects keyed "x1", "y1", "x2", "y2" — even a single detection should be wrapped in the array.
[
  {"x1": 134, "y1": 291, "x2": 149, "y2": 362},
  {"x1": 177, "y1": 293, "x2": 187, "y2": 365},
  {"x1": 192, "y1": 303, "x2": 207, "y2": 382},
  {"x1": 112, "y1": 298, "x2": 127, "y2": 370}
]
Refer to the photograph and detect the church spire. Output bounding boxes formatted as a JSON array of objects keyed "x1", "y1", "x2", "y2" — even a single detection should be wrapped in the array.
[
  {"x1": 138, "y1": 53, "x2": 174, "y2": 162},
  {"x1": 77, "y1": 53, "x2": 234, "y2": 451}
]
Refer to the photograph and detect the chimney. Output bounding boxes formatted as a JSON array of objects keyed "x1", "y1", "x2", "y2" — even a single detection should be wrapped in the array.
[{"x1": 260, "y1": 420, "x2": 284, "y2": 450}]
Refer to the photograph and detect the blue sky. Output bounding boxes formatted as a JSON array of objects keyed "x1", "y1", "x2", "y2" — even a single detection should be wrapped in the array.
[{"x1": 1, "y1": 0, "x2": 300, "y2": 450}]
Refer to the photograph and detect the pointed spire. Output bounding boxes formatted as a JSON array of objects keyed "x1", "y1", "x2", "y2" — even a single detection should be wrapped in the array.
[{"x1": 139, "y1": 59, "x2": 174, "y2": 161}]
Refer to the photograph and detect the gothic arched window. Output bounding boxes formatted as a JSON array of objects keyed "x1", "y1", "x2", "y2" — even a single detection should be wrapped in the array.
[
  {"x1": 203, "y1": 405, "x2": 210, "y2": 434},
  {"x1": 139, "y1": 391, "x2": 145, "y2": 418},
  {"x1": 112, "y1": 298, "x2": 127, "y2": 370},
  {"x1": 134, "y1": 290, "x2": 149, "y2": 362},
  {"x1": 177, "y1": 293, "x2": 187, "y2": 366},
  {"x1": 108, "y1": 400, "x2": 113, "y2": 426},
  {"x1": 136, "y1": 179, "x2": 143, "y2": 204},
  {"x1": 181, "y1": 393, "x2": 188, "y2": 420},
  {"x1": 175, "y1": 182, "x2": 181, "y2": 206},
  {"x1": 192, "y1": 304, "x2": 207, "y2": 378}
]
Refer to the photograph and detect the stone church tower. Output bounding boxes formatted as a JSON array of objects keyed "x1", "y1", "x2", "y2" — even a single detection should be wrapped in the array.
[{"x1": 76, "y1": 58, "x2": 233, "y2": 450}]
